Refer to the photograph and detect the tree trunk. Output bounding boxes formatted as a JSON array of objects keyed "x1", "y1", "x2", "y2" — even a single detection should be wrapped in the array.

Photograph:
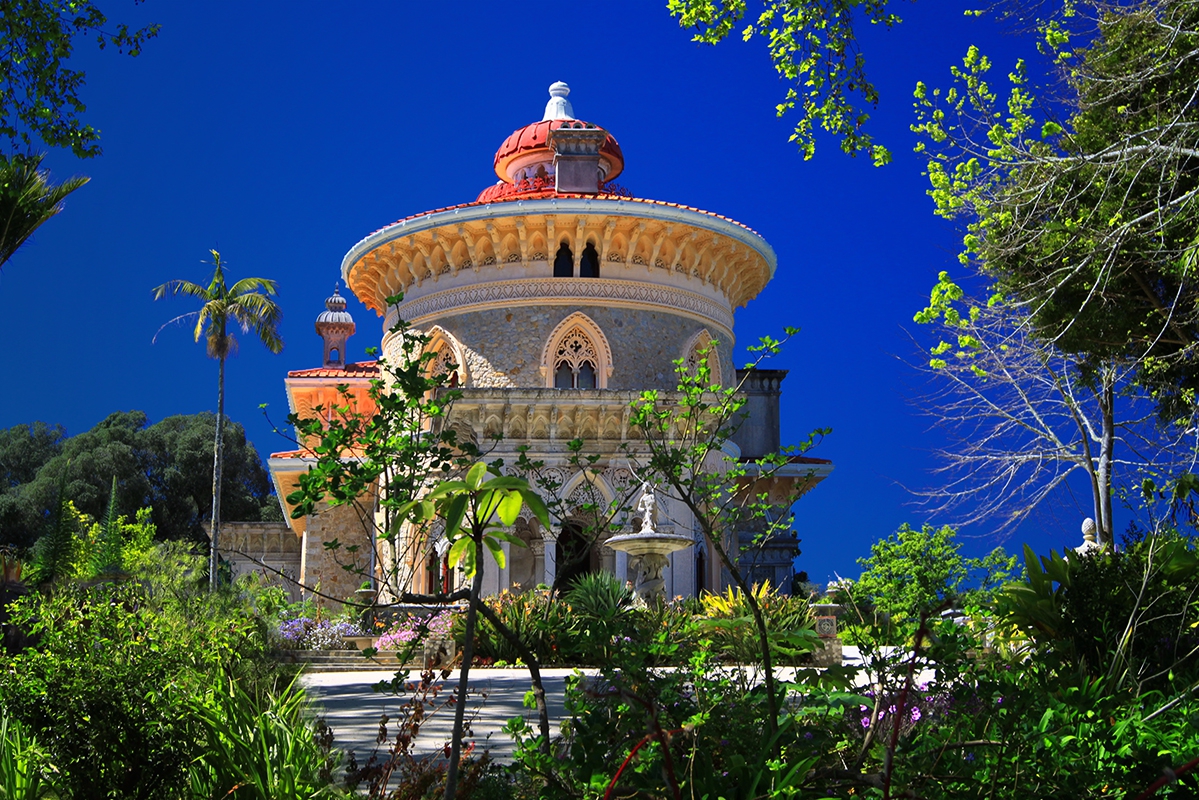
[
  {"x1": 210, "y1": 355, "x2": 226, "y2": 592},
  {"x1": 472, "y1": 597, "x2": 552, "y2": 753},
  {"x1": 444, "y1": 535, "x2": 483, "y2": 800},
  {"x1": 1097, "y1": 373, "x2": 1116, "y2": 545}
]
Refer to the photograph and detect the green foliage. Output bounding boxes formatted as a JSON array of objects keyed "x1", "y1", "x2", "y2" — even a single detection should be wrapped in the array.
[
  {"x1": 0, "y1": 544, "x2": 332, "y2": 799},
  {"x1": 699, "y1": 581, "x2": 816, "y2": 665},
  {"x1": 0, "y1": 411, "x2": 278, "y2": 549},
  {"x1": 0, "y1": 713, "x2": 52, "y2": 800},
  {"x1": 853, "y1": 523, "x2": 1017, "y2": 629},
  {"x1": 0, "y1": 154, "x2": 88, "y2": 272},
  {"x1": 23, "y1": 473, "x2": 77, "y2": 587},
  {"x1": 667, "y1": 0, "x2": 900, "y2": 163},
  {"x1": 0, "y1": 0, "x2": 158, "y2": 157},
  {"x1": 189, "y1": 674, "x2": 343, "y2": 800},
  {"x1": 0, "y1": 583, "x2": 204, "y2": 799},
  {"x1": 996, "y1": 533, "x2": 1199, "y2": 692},
  {"x1": 912, "y1": 0, "x2": 1199, "y2": 421}
]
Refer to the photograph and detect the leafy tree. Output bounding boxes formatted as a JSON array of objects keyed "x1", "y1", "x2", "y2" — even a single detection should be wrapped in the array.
[
  {"x1": 154, "y1": 251, "x2": 283, "y2": 590},
  {"x1": 140, "y1": 412, "x2": 279, "y2": 542},
  {"x1": 853, "y1": 522, "x2": 1017, "y2": 625},
  {"x1": 0, "y1": 0, "x2": 159, "y2": 158},
  {"x1": 0, "y1": 412, "x2": 278, "y2": 550},
  {"x1": 913, "y1": 0, "x2": 1199, "y2": 423},
  {"x1": 667, "y1": 0, "x2": 901, "y2": 163},
  {"x1": 0, "y1": 421, "x2": 63, "y2": 491},
  {"x1": 628, "y1": 332, "x2": 829, "y2": 748},
  {"x1": 0, "y1": 153, "x2": 88, "y2": 271},
  {"x1": 912, "y1": 273, "x2": 1199, "y2": 543}
]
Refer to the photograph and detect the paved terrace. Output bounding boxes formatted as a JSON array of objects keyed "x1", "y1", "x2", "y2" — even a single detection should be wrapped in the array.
[{"x1": 300, "y1": 648, "x2": 907, "y2": 764}]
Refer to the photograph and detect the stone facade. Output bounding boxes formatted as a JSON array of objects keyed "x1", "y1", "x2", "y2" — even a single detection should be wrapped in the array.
[
  {"x1": 399, "y1": 305, "x2": 733, "y2": 391},
  {"x1": 216, "y1": 521, "x2": 303, "y2": 602},
  {"x1": 298, "y1": 500, "x2": 374, "y2": 612},
  {"x1": 267, "y1": 84, "x2": 833, "y2": 603}
]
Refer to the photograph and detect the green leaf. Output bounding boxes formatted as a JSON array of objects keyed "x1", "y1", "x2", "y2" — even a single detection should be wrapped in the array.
[
  {"x1": 444, "y1": 494, "x2": 469, "y2": 539},
  {"x1": 448, "y1": 535, "x2": 471, "y2": 568},
  {"x1": 497, "y1": 490, "x2": 523, "y2": 527},
  {"x1": 466, "y1": 462, "x2": 488, "y2": 490},
  {"x1": 483, "y1": 535, "x2": 506, "y2": 568},
  {"x1": 519, "y1": 489, "x2": 551, "y2": 529}
]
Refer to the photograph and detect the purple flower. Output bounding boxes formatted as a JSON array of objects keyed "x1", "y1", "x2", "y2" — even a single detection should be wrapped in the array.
[
  {"x1": 910, "y1": 707, "x2": 922, "y2": 722},
  {"x1": 861, "y1": 717, "x2": 870, "y2": 728}
]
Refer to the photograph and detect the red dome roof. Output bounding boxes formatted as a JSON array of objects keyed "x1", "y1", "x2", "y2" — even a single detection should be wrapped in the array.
[{"x1": 493, "y1": 119, "x2": 624, "y2": 183}]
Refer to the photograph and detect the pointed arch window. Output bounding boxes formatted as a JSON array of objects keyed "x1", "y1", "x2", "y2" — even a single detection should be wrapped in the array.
[
  {"x1": 541, "y1": 312, "x2": 612, "y2": 389},
  {"x1": 553, "y1": 242, "x2": 574, "y2": 278},
  {"x1": 424, "y1": 326, "x2": 467, "y2": 388},
  {"x1": 683, "y1": 329, "x2": 722, "y2": 387},
  {"x1": 553, "y1": 327, "x2": 599, "y2": 389},
  {"x1": 580, "y1": 242, "x2": 599, "y2": 278}
]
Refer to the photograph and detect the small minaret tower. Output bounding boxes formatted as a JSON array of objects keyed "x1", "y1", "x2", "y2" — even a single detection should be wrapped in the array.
[{"x1": 315, "y1": 286, "x2": 355, "y2": 368}]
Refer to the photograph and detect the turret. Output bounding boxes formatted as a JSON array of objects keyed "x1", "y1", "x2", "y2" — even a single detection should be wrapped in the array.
[{"x1": 315, "y1": 286, "x2": 355, "y2": 368}]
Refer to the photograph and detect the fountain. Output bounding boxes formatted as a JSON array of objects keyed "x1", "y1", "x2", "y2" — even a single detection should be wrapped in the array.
[{"x1": 605, "y1": 484, "x2": 694, "y2": 605}]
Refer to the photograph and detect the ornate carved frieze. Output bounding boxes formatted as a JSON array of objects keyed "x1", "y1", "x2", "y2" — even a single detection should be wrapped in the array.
[{"x1": 394, "y1": 278, "x2": 734, "y2": 334}]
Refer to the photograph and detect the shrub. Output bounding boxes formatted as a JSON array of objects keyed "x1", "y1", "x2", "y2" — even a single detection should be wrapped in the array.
[{"x1": 190, "y1": 673, "x2": 343, "y2": 799}]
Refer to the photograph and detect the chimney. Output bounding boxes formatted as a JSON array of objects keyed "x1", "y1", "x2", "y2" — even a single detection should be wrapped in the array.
[{"x1": 550, "y1": 121, "x2": 608, "y2": 194}]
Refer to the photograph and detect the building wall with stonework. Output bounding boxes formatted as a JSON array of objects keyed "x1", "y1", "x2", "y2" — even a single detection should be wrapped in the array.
[
  {"x1": 299, "y1": 501, "x2": 374, "y2": 612},
  {"x1": 268, "y1": 83, "x2": 833, "y2": 601},
  {"x1": 402, "y1": 305, "x2": 733, "y2": 391},
  {"x1": 216, "y1": 521, "x2": 302, "y2": 602}
]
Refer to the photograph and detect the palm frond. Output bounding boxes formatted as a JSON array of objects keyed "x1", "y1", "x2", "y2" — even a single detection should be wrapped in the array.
[
  {"x1": 151, "y1": 279, "x2": 208, "y2": 302},
  {"x1": 0, "y1": 153, "x2": 89, "y2": 269},
  {"x1": 228, "y1": 276, "x2": 279, "y2": 296}
]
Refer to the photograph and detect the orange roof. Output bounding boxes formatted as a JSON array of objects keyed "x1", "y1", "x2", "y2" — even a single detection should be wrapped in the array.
[
  {"x1": 269, "y1": 447, "x2": 318, "y2": 459},
  {"x1": 494, "y1": 118, "x2": 623, "y2": 182},
  {"x1": 286, "y1": 360, "x2": 380, "y2": 379}
]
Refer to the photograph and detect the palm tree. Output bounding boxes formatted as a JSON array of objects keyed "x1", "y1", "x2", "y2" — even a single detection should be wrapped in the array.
[
  {"x1": 0, "y1": 153, "x2": 89, "y2": 270},
  {"x1": 154, "y1": 251, "x2": 283, "y2": 590}
]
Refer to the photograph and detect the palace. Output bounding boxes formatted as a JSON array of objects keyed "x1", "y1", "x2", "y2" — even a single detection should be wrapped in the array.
[{"x1": 267, "y1": 83, "x2": 831, "y2": 605}]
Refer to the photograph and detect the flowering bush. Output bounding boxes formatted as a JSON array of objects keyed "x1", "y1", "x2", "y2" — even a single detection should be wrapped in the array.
[
  {"x1": 273, "y1": 617, "x2": 362, "y2": 650},
  {"x1": 376, "y1": 611, "x2": 454, "y2": 651}
]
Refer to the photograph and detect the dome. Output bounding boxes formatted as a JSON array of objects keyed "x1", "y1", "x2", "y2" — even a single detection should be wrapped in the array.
[
  {"x1": 315, "y1": 287, "x2": 354, "y2": 329},
  {"x1": 491, "y1": 83, "x2": 624, "y2": 186}
]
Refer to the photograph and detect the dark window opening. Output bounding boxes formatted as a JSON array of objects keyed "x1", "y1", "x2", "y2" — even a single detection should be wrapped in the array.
[
  {"x1": 329, "y1": 348, "x2": 339, "y2": 363},
  {"x1": 555, "y1": 522, "x2": 593, "y2": 591},
  {"x1": 577, "y1": 361, "x2": 596, "y2": 389},
  {"x1": 555, "y1": 362, "x2": 574, "y2": 388},
  {"x1": 553, "y1": 242, "x2": 574, "y2": 278},
  {"x1": 696, "y1": 551, "x2": 707, "y2": 597},
  {"x1": 580, "y1": 242, "x2": 600, "y2": 278}
]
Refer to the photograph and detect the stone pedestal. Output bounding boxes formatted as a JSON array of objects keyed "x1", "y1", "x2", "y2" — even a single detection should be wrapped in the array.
[{"x1": 810, "y1": 605, "x2": 843, "y2": 667}]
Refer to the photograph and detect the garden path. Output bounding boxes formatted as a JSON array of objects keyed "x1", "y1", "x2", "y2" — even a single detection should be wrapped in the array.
[{"x1": 301, "y1": 667, "x2": 588, "y2": 764}]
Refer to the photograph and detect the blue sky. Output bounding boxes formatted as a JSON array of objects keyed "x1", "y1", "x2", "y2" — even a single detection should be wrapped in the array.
[{"x1": 0, "y1": 2, "x2": 1098, "y2": 581}]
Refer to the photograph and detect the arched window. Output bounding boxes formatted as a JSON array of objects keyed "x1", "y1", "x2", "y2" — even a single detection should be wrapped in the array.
[
  {"x1": 580, "y1": 242, "x2": 599, "y2": 278},
  {"x1": 328, "y1": 348, "x2": 339, "y2": 364},
  {"x1": 424, "y1": 326, "x2": 467, "y2": 387},
  {"x1": 683, "y1": 330, "x2": 723, "y2": 387},
  {"x1": 541, "y1": 312, "x2": 613, "y2": 389},
  {"x1": 553, "y1": 242, "x2": 573, "y2": 278},
  {"x1": 554, "y1": 521, "x2": 593, "y2": 592},
  {"x1": 553, "y1": 327, "x2": 599, "y2": 389}
]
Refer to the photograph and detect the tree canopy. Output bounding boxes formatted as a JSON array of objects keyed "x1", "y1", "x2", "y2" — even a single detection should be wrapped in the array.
[
  {"x1": 0, "y1": 411, "x2": 279, "y2": 549},
  {"x1": 668, "y1": 0, "x2": 901, "y2": 164},
  {"x1": 0, "y1": 0, "x2": 159, "y2": 158},
  {"x1": 913, "y1": 0, "x2": 1199, "y2": 422}
]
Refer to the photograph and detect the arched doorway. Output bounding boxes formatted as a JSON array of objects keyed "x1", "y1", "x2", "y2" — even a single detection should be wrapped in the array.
[{"x1": 554, "y1": 521, "x2": 595, "y2": 591}]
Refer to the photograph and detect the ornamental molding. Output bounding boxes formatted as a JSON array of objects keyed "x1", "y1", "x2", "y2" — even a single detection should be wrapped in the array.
[{"x1": 392, "y1": 278, "x2": 735, "y2": 335}]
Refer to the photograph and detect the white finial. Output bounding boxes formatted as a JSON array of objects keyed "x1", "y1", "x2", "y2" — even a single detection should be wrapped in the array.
[
  {"x1": 1075, "y1": 517, "x2": 1101, "y2": 554},
  {"x1": 543, "y1": 81, "x2": 575, "y2": 121}
]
